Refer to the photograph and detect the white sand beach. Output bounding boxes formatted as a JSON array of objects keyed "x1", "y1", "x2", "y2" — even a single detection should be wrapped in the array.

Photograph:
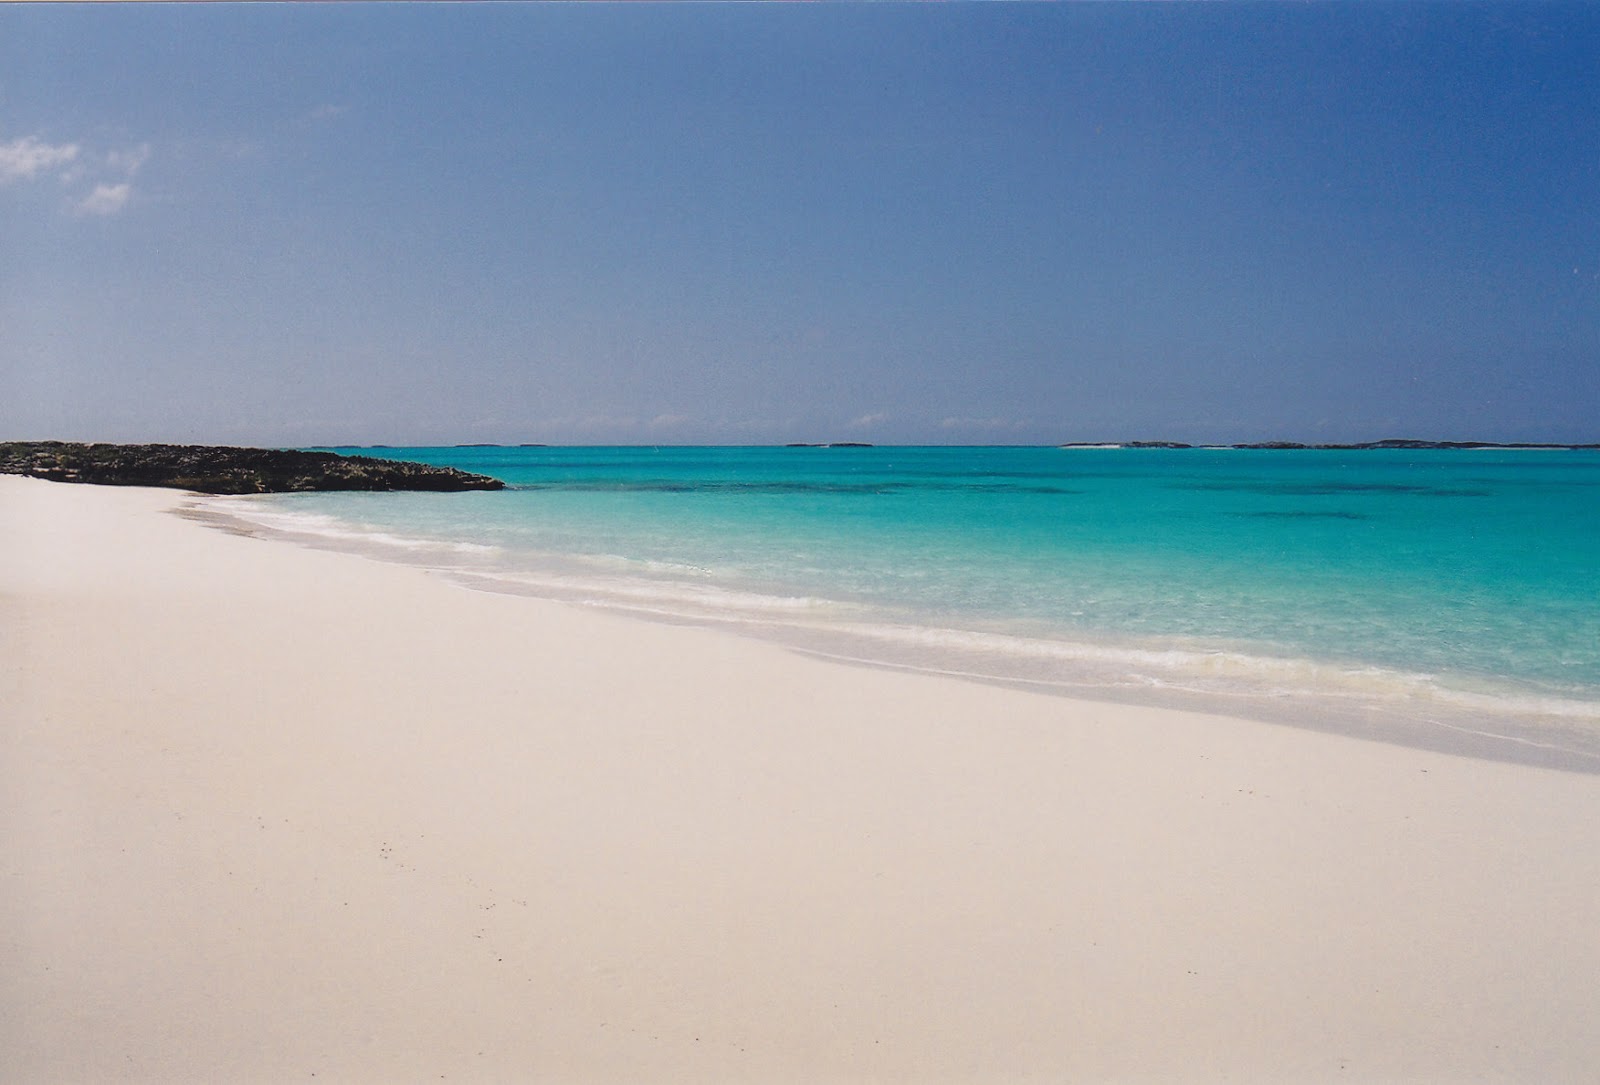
[{"x1": 3, "y1": 473, "x2": 1598, "y2": 1083}]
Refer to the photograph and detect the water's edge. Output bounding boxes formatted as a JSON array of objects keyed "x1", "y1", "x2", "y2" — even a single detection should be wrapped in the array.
[{"x1": 176, "y1": 498, "x2": 1600, "y2": 775}]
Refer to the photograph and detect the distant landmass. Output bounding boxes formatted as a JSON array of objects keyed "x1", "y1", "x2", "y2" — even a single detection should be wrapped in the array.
[
  {"x1": 0, "y1": 442, "x2": 505, "y2": 494},
  {"x1": 1059, "y1": 440, "x2": 1600, "y2": 451}
]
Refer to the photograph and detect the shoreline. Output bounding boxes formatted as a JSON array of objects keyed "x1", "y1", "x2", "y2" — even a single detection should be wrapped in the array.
[
  {"x1": 5, "y1": 474, "x2": 1600, "y2": 1081},
  {"x1": 190, "y1": 491, "x2": 1600, "y2": 776}
]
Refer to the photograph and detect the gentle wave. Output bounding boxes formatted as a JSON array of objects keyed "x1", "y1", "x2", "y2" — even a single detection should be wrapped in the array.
[
  {"x1": 755, "y1": 617, "x2": 1600, "y2": 724},
  {"x1": 436, "y1": 562, "x2": 1600, "y2": 758},
  {"x1": 205, "y1": 497, "x2": 499, "y2": 556},
  {"x1": 452, "y1": 568, "x2": 838, "y2": 616}
]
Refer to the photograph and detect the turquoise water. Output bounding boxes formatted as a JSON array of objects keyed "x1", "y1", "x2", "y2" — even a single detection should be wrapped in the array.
[{"x1": 209, "y1": 446, "x2": 1600, "y2": 768}]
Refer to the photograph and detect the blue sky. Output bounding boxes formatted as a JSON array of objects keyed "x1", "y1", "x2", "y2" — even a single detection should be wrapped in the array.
[{"x1": 3, "y1": 3, "x2": 1596, "y2": 446}]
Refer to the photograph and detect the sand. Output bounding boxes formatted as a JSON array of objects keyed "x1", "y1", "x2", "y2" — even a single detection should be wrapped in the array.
[{"x1": 3, "y1": 473, "x2": 1598, "y2": 1083}]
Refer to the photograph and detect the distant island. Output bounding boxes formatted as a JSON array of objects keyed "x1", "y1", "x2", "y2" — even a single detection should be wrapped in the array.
[
  {"x1": 0, "y1": 442, "x2": 505, "y2": 494},
  {"x1": 1058, "y1": 439, "x2": 1600, "y2": 451}
]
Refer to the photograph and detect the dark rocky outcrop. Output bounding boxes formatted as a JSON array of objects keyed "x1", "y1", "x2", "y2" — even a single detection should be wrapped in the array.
[
  {"x1": 1330, "y1": 439, "x2": 1600, "y2": 450},
  {"x1": 0, "y1": 441, "x2": 505, "y2": 494}
]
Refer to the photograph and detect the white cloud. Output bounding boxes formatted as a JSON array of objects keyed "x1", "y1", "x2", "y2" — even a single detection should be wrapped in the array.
[
  {"x1": 849, "y1": 412, "x2": 888, "y2": 428},
  {"x1": 2, "y1": 131, "x2": 150, "y2": 216},
  {"x1": 75, "y1": 182, "x2": 131, "y2": 217},
  {"x1": 107, "y1": 143, "x2": 151, "y2": 175},
  {"x1": 0, "y1": 135, "x2": 80, "y2": 183}
]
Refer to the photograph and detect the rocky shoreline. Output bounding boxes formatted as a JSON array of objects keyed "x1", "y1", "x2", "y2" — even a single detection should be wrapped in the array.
[{"x1": 0, "y1": 442, "x2": 505, "y2": 494}]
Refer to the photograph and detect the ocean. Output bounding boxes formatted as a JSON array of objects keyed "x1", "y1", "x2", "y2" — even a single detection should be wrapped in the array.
[{"x1": 200, "y1": 445, "x2": 1600, "y2": 771}]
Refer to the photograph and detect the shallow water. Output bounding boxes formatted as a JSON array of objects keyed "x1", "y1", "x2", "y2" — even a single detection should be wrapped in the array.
[{"x1": 201, "y1": 446, "x2": 1600, "y2": 770}]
